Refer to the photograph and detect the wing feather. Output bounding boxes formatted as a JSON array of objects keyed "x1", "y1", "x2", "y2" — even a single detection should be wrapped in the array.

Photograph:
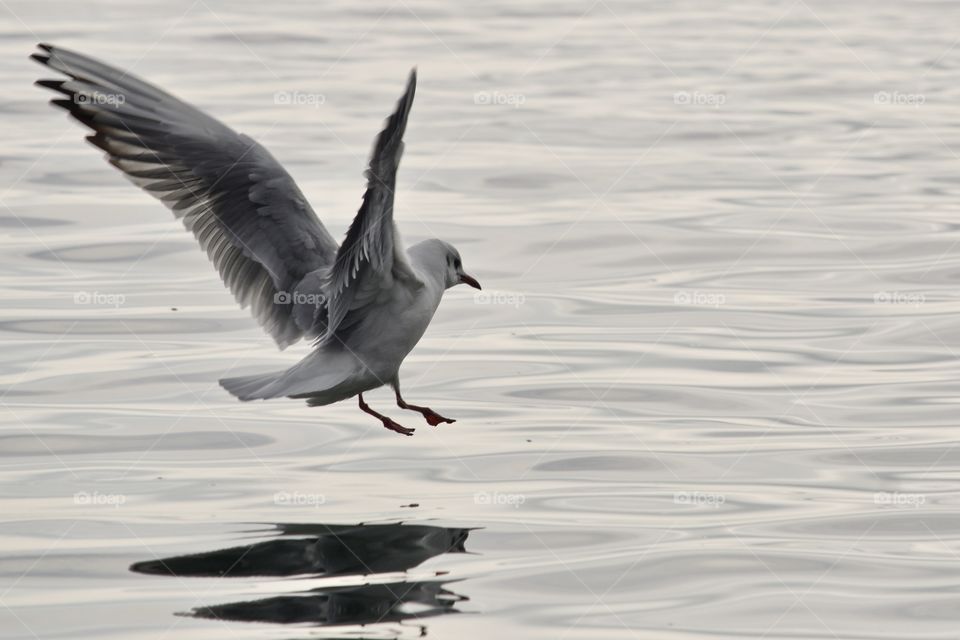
[
  {"x1": 322, "y1": 69, "x2": 419, "y2": 343},
  {"x1": 33, "y1": 43, "x2": 338, "y2": 348}
]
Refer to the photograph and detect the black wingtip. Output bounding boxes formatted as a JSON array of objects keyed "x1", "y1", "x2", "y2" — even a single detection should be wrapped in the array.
[
  {"x1": 34, "y1": 79, "x2": 63, "y2": 91},
  {"x1": 31, "y1": 43, "x2": 54, "y2": 65},
  {"x1": 401, "y1": 68, "x2": 416, "y2": 108}
]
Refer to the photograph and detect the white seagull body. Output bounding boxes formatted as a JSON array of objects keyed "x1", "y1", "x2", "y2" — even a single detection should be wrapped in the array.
[{"x1": 33, "y1": 44, "x2": 480, "y2": 435}]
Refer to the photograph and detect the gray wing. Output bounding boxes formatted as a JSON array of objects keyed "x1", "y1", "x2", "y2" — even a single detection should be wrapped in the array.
[
  {"x1": 322, "y1": 69, "x2": 420, "y2": 344},
  {"x1": 32, "y1": 43, "x2": 339, "y2": 349}
]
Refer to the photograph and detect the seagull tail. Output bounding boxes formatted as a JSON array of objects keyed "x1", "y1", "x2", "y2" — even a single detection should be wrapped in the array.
[
  {"x1": 219, "y1": 350, "x2": 360, "y2": 403},
  {"x1": 219, "y1": 371, "x2": 286, "y2": 401}
]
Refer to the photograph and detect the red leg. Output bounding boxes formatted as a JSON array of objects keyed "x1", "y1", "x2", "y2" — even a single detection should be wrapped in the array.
[
  {"x1": 358, "y1": 393, "x2": 414, "y2": 436},
  {"x1": 394, "y1": 387, "x2": 456, "y2": 426}
]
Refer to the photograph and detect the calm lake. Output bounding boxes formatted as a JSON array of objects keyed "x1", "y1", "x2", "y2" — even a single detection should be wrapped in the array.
[{"x1": 2, "y1": 1, "x2": 960, "y2": 638}]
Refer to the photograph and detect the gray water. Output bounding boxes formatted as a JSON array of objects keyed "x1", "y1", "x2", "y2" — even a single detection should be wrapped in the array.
[{"x1": 2, "y1": 0, "x2": 960, "y2": 638}]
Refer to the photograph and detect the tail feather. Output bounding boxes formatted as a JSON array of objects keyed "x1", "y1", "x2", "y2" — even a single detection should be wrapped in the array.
[
  {"x1": 219, "y1": 350, "x2": 363, "y2": 403},
  {"x1": 219, "y1": 371, "x2": 285, "y2": 401}
]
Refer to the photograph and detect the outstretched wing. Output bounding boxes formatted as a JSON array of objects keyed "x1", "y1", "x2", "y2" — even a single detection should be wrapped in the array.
[
  {"x1": 32, "y1": 43, "x2": 339, "y2": 348},
  {"x1": 322, "y1": 69, "x2": 419, "y2": 343}
]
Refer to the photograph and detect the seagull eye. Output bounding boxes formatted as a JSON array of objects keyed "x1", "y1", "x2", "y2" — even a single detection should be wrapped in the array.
[{"x1": 454, "y1": 259, "x2": 461, "y2": 270}]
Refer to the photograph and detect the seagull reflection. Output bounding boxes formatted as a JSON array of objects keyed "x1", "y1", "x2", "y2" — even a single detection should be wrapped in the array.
[
  {"x1": 130, "y1": 522, "x2": 472, "y2": 633},
  {"x1": 190, "y1": 579, "x2": 466, "y2": 626}
]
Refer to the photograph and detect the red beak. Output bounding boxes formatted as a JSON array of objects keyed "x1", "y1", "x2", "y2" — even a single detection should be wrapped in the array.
[{"x1": 459, "y1": 273, "x2": 481, "y2": 290}]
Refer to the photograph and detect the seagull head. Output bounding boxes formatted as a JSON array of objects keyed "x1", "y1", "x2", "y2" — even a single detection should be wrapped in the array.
[
  {"x1": 444, "y1": 242, "x2": 481, "y2": 291},
  {"x1": 413, "y1": 239, "x2": 481, "y2": 290}
]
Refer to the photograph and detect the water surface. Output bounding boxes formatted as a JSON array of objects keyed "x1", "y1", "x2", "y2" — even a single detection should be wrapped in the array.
[{"x1": 2, "y1": 1, "x2": 960, "y2": 638}]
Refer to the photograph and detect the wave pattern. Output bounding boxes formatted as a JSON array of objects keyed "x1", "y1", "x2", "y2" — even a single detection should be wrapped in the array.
[{"x1": 2, "y1": 0, "x2": 960, "y2": 638}]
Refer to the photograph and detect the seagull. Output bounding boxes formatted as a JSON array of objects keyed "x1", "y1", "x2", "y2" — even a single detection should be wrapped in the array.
[{"x1": 33, "y1": 44, "x2": 481, "y2": 436}]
